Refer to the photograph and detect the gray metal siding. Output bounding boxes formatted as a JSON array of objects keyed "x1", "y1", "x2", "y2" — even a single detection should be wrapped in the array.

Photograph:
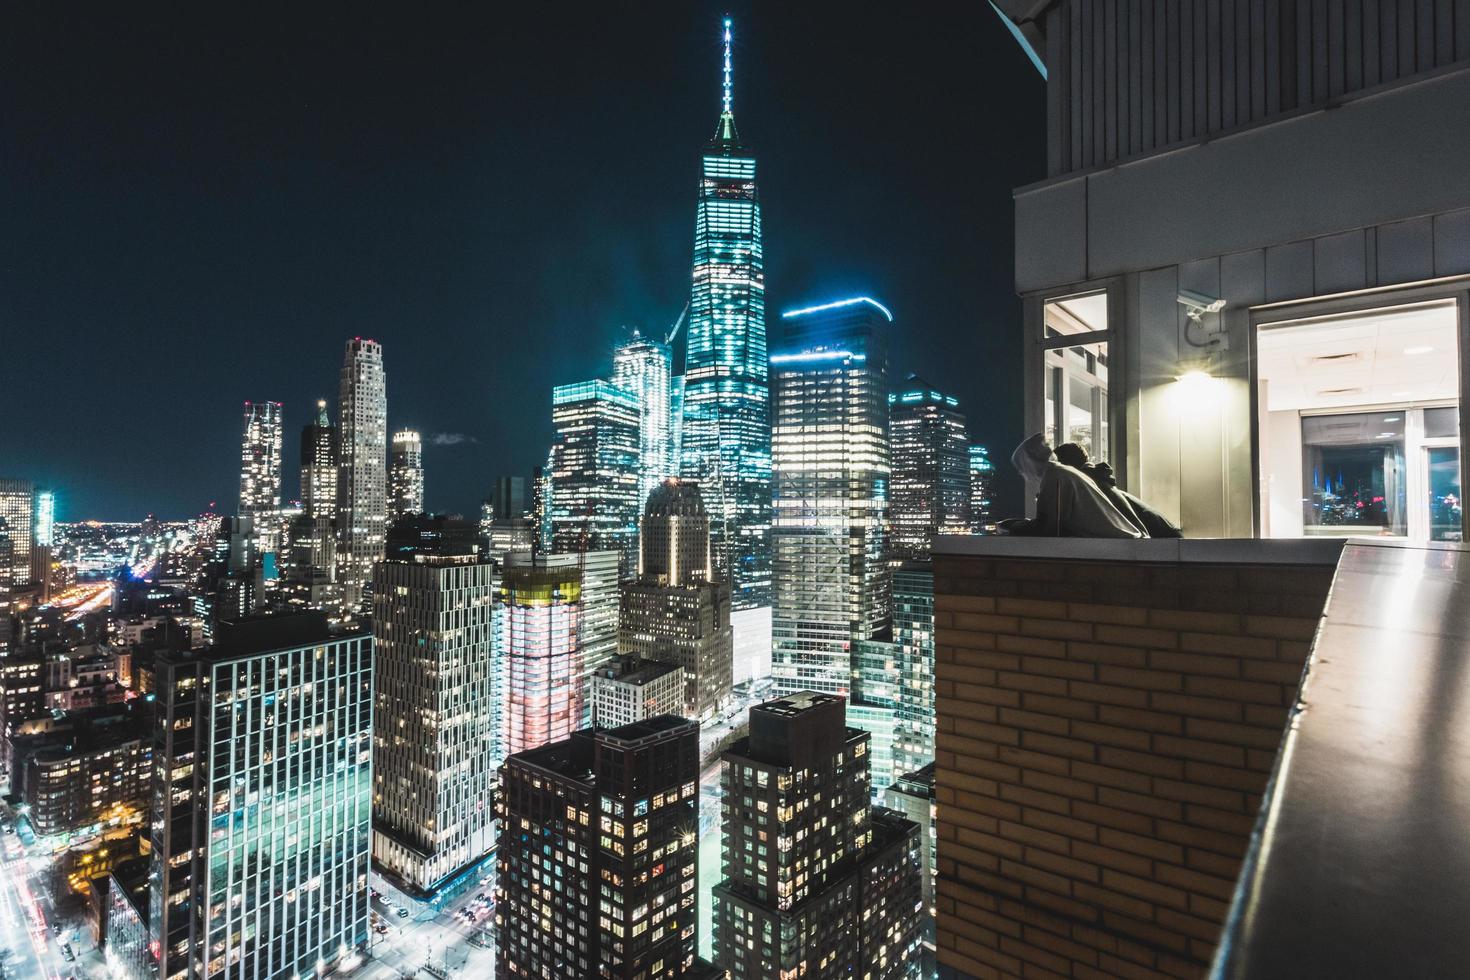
[{"x1": 1041, "y1": 0, "x2": 1470, "y2": 175}]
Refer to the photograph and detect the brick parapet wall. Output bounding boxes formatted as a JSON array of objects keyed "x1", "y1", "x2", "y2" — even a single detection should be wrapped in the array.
[{"x1": 933, "y1": 555, "x2": 1336, "y2": 980}]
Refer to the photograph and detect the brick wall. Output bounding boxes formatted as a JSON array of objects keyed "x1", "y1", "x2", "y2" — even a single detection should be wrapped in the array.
[{"x1": 932, "y1": 554, "x2": 1335, "y2": 980}]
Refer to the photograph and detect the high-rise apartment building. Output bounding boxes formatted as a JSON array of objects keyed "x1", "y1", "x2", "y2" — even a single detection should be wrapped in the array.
[
  {"x1": 497, "y1": 563, "x2": 583, "y2": 756},
  {"x1": 300, "y1": 399, "x2": 338, "y2": 521},
  {"x1": 371, "y1": 516, "x2": 498, "y2": 895},
  {"x1": 550, "y1": 380, "x2": 642, "y2": 574},
  {"x1": 711, "y1": 693, "x2": 922, "y2": 979},
  {"x1": 889, "y1": 378, "x2": 971, "y2": 558},
  {"x1": 336, "y1": 338, "x2": 388, "y2": 613},
  {"x1": 239, "y1": 401, "x2": 284, "y2": 557},
  {"x1": 770, "y1": 298, "x2": 892, "y2": 698},
  {"x1": 494, "y1": 716, "x2": 724, "y2": 979},
  {"x1": 614, "y1": 331, "x2": 675, "y2": 511},
  {"x1": 680, "y1": 18, "x2": 771, "y2": 610},
  {"x1": 968, "y1": 445, "x2": 994, "y2": 531},
  {"x1": 150, "y1": 615, "x2": 371, "y2": 980},
  {"x1": 619, "y1": 481, "x2": 732, "y2": 719},
  {"x1": 389, "y1": 429, "x2": 424, "y2": 519},
  {"x1": 0, "y1": 479, "x2": 36, "y2": 587}
]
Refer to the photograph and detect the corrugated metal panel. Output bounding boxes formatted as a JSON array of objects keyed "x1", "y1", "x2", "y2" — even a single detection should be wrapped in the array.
[{"x1": 1044, "y1": 0, "x2": 1468, "y2": 176}]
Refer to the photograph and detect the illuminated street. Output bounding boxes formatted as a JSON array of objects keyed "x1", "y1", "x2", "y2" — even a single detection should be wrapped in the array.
[
  {"x1": 0, "y1": 839, "x2": 69, "y2": 980},
  {"x1": 361, "y1": 870, "x2": 497, "y2": 980}
]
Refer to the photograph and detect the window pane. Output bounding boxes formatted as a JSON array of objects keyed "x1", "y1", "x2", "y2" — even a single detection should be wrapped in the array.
[
  {"x1": 1044, "y1": 341, "x2": 1109, "y2": 463},
  {"x1": 1301, "y1": 413, "x2": 1407, "y2": 536},
  {"x1": 1424, "y1": 406, "x2": 1459, "y2": 439},
  {"x1": 1428, "y1": 447, "x2": 1462, "y2": 542},
  {"x1": 1044, "y1": 292, "x2": 1108, "y2": 339}
]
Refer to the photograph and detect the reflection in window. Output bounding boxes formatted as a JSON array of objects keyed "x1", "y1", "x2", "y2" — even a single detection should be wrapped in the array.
[
  {"x1": 1301, "y1": 413, "x2": 1406, "y2": 536},
  {"x1": 1427, "y1": 447, "x2": 1462, "y2": 542}
]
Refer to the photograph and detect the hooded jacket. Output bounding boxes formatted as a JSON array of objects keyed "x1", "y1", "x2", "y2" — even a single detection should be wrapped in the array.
[{"x1": 1010, "y1": 434, "x2": 1144, "y2": 539}]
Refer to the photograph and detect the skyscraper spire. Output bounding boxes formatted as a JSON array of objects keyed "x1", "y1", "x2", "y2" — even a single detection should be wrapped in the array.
[{"x1": 722, "y1": 16, "x2": 733, "y2": 115}]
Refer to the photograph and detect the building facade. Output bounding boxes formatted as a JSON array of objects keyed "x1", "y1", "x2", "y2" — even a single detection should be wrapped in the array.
[
  {"x1": 149, "y1": 616, "x2": 371, "y2": 980},
  {"x1": 0, "y1": 479, "x2": 36, "y2": 587},
  {"x1": 890, "y1": 562, "x2": 935, "y2": 780},
  {"x1": 889, "y1": 378, "x2": 971, "y2": 557},
  {"x1": 619, "y1": 482, "x2": 732, "y2": 719},
  {"x1": 711, "y1": 693, "x2": 922, "y2": 979},
  {"x1": 9, "y1": 705, "x2": 151, "y2": 837},
  {"x1": 589, "y1": 655, "x2": 684, "y2": 729},
  {"x1": 497, "y1": 563, "x2": 583, "y2": 756},
  {"x1": 239, "y1": 401, "x2": 284, "y2": 557},
  {"x1": 770, "y1": 298, "x2": 892, "y2": 698},
  {"x1": 509, "y1": 549, "x2": 621, "y2": 724},
  {"x1": 301, "y1": 399, "x2": 338, "y2": 521},
  {"x1": 550, "y1": 380, "x2": 642, "y2": 574},
  {"x1": 614, "y1": 332, "x2": 675, "y2": 512},
  {"x1": 680, "y1": 18, "x2": 771, "y2": 611},
  {"x1": 966, "y1": 445, "x2": 993, "y2": 531},
  {"x1": 336, "y1": 337, "x2": 388, "y2": 613},
  {"x1": 494, "y1": 716, "x2": 722, "y2": 979},
  {"x1": 371, "y1": 517, "x2": 498, "y2": 895},
  {"x1": 389, "y1": 429, "x2": 425, "y2": 519}
]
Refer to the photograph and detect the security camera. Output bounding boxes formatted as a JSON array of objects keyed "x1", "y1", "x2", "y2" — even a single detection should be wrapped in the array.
[{"x1": 1178, "y1": 289, "x2": 1226, "y2": 322}]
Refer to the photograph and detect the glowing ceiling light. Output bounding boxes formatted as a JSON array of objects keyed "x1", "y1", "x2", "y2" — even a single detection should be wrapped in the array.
[{"x1": 1405, "y1": 346, "x2": 1434, "y2": 355}]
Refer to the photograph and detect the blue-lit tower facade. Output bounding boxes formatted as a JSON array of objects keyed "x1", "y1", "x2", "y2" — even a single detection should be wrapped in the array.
[
  {"x1": 613, "y1": 332, "x2": 675, "y2": 511},
  {"x1": 680, "y1": 17, "x2": 771, "y2": 610},
  {"x1": 549, "y1": 380, "x2": 642, "y2": 574}
]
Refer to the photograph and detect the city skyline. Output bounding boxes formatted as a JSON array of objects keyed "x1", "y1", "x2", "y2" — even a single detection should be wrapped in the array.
[{"x1": 0, "y1": 5, "x2": 1042, "y2": 523}]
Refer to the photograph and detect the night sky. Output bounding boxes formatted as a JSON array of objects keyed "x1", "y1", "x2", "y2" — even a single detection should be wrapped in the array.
[{"x1": 1, "y1": 3, "x2": 1044, "y2": 522}]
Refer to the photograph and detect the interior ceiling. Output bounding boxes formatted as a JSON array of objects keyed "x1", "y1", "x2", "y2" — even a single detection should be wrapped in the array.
[
  {"x1": 1258, "y1": 302, "x2": 1459, "y2": 412},
  {"x1": 1049, "y1": 293, "x2": 1108, "y2": 334}
]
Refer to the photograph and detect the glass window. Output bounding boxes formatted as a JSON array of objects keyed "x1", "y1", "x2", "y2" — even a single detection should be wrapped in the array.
[
  {"x1": 1427, "y1": 447, "x2": 1463, "y2": 542},
  {"x1": 1300, "y1": 413, "x2": 1407, "y2": 536},
  {"x1": 1044, "y1": 341, "x2": 1109, "y2": 462}
]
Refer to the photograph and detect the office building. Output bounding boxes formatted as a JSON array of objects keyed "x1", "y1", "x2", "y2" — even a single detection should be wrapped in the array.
[
  {"x1": 150, "y1": 614, "x2": 371, "y2": 980},
  {"x1": 680, "y1": 18, "x2": 771, "y2": 610},
  {"x1": 497, "y1": 563, "x2": 583, "y2": 756},
  {"x1": 884, "y1": 764, "x2": 937, "y2": 962},
  {"x1": 336, "y1": 337, "x2": 388, "y2": 613},
  {"x1": 492, "y1": 475, "x2": 528, "y2": 520},
  {"x1": 550, "y1": 380, "x2": 642, "y2": 574},
  {"x1": 770, "y1": 297, "x2": 891, "y2": 698},
  {"x1": 389, "y1": 429, "x2": 425, "y2": 519},
  {"x1": 0, "y1": 479, "x2": 35, "y2": 586},
  {"x1": 889, "y1": 378, "x2": 971, "y2": 557},
  {"x1": 966, "y1": 445, "x2": 993, "y2": 531},
  {"x1": 102, "y1": 857, "x2": 152, "y2": 980},
  {"x1": 239, "y1": 401, "x2": 284, "y2": 556},
  {"x1": 590, "y1": 655, "x2": 684, "y2": 729},
  {"x1": 301, "y1": 399, "x2": 338, "y2": 521},
  {"x1": 614, "y1": 331, "x2": 675, "y2": 511},
  {"x1": 280, "y1": 513, "x2": 338, "y2": 612},
  {"x1": 712, "y1": 693, "x2": 922, "y2": 979},
  {"x1": 372, "y1": 516, "x2": 498, "y2": 895},
  {"x1": 670, "y1": 374, "x2": 685, "y2": 476},
  {"x1": 507, "y1": 549, "x2": 620, "y2": 724},
  {"x1": 494, "y1": 716, "x2": 724, "y2": 979},
  {"x1": 532, "y1": 458, "x2": 552, "y2": 554},
  {"x1": 889, "y1": 562, "x2": 935, "y2": 779},
  {"x1": 619, "y1": 482, "x2": 732, "y2": 719}
]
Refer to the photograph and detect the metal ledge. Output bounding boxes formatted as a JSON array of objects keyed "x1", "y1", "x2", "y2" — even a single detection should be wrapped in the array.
[{"x1": 933, "y1": 534, "x2": 1347, "y2": 567}]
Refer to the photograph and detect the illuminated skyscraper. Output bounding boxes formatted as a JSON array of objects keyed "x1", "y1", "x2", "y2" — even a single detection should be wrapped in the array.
[
  {"x1": 712, "y1": 693, "x2": 923, "y2": 979},
  {"x1": 336, "y1": 338, "x2": 388, "y2": 613},
  {"x1": 550, "y1": 380, "x2": 641, "y2": 573},
  {"x1": 680, "y1": 17, "x2": 770, "y2": 610},
  {"x1": 0, "y1": 480, "x2": 33, "y2": 588},
  {"x1": 969, "y1": 444, "x2": 995, "y2": 530},
  {"x1": 770, "y1": 298, "x2": 892, "y2": 698},
  {"x1": 614, "y1": 332, "x2": 674, "y2": 511},
  {"x1": 150, "y1": 615, "x2": 372, "y2": 980},
  {"x1": 889, "y1": 378, "x2": 971, "y2": 558},
  {"x1": 498, "y1": 564, "x2": 583, "y2": 756},
  {"x1": 389, "y1": 429, "x2": 424, "y2": 519},
  {"x1": 509, "y1": 549, "x2": 621, "y2": 725},
  {"x1": 33, "y1": 491, "x2": 54, "y2": 549},
  {"x1": 372, "y1": 516, "x2": 497, "y2": 894},
  {"x1": 300, "y1": 399, "x2": 338, "y2": 521},
  {"x1": 239, "y1": 401, "x2": 284, "y2": 556}
]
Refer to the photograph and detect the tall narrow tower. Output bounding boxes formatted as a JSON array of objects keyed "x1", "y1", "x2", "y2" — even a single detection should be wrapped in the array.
[
  {"x1": 613, "y1": 331, "x2": 673, "y2": 512},
  {"x1": 389, "y1": 429, "x2": 425, "y2": 519},
  {"x1": 680, "y1": 16, "x2": 771, "y2": 610},
  {"x1": 336, "y1": 338, "x2": 388, "y2": 613},
  {"x1": 300, "y1": 399, "x2": 338, "y2": 521},
  {"x1": 239, "y1": 401, "x2": 283, "y2": 556}
]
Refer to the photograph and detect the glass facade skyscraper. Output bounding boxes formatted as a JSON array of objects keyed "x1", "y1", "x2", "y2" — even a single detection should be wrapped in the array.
[
  {"x1": 389, "y1": 428, "x2": 425, "y2": 519},
  {"x1": 770, "y1": 298, "x2": 891, "y2": 698},
  {"x1": 614, "y1": 332, "x2": 675, "y2": 512},
  {"x1": 550, "y1": 379, "x2": 642, "y2": 574},
  {"x1": 969, "y1": 444, "x2": 995, "y2": 530},
  {"x1": 889, "y1": 379, "x2": 971, "y2": 558},
  {"x1": 300, "y1": 399, "x2": 338, "y2": 522},
  {"x1": 680, "y1": 17, "x2": 771, "y2": 610}
]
